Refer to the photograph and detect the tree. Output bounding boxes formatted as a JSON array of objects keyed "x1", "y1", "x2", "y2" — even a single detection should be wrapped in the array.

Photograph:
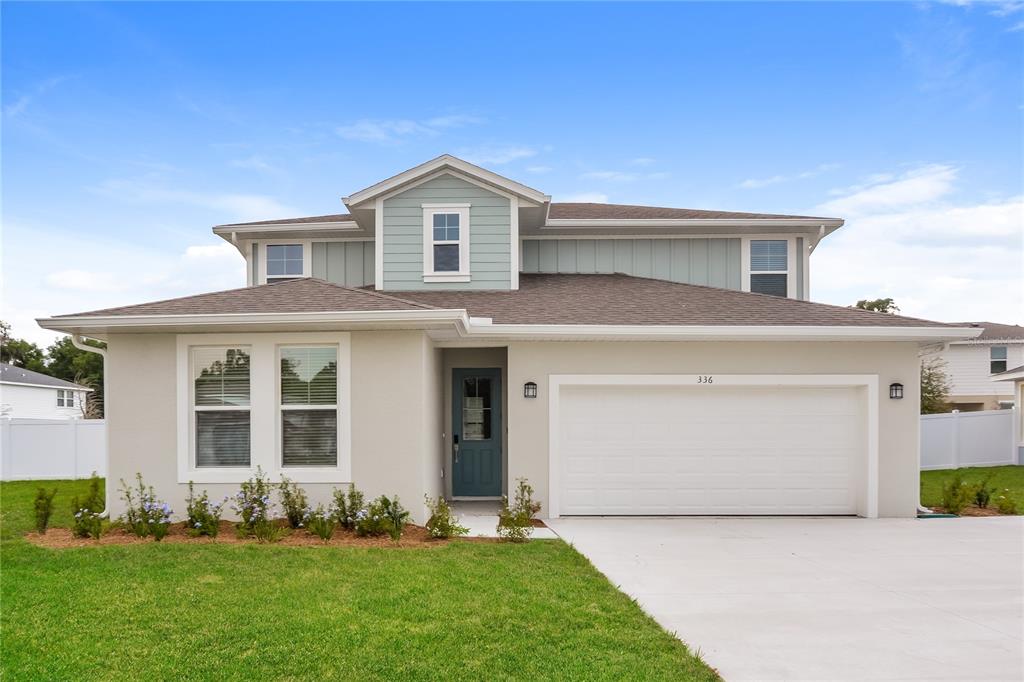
[
  {"x1": 0, "y1": 320, "x2": 47, "y2": 372},
  {"x1": 45, "y1": 336, "x2": 106, "y2": 418},
  {"x1": 921, "y1": 358, "x2": 951, "y2": 415},
  {"x1": 854, "y1": 298, "x2": 900, "y2": 314}
]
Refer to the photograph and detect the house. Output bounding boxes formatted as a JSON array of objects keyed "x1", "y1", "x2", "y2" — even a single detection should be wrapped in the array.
[
  {"x1": 0, "y1": 363, "x2": 92, "y2": 419},
  {"x1": 37, "y1": 155, "x2": 980, "y2": 523},
  {"x1": 992, "y1": 365, "x2": 1024, "y2": 464},
  {"x1": 923, "y1": 322, "x2": 1024, "y2": 411}
]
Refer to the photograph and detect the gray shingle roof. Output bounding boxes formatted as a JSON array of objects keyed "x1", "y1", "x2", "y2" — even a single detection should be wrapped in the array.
[
  {"x1": 53, "y1": 274, "x2": 952, "y2": 329},
  {"x1": 950, "y1": 322, "x2": 1024, "y2": 341},
  {"x1": 0, "y1": 363, "x2": 90, "y2": 390}
]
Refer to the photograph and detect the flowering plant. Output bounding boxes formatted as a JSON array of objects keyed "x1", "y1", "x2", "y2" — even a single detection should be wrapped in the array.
[
  {"x1": 425, "y1": 495, "x2": 468, "y2": 539},
  {"x1": 354, "y1": 495, "x2": 409, "y2": 541},
  {"x1": 331, "y1": 484, "x2": 365, "y2": 530},
  {"x1": 119, "y1": 473, "x2": 173, "y2": 540},
  {"x1": 70, "y1": 473, "x2": 104, "y2": 539},
  {"x1": 279, "y1": 476, "x2": 310, "y2": 529},
  {"x1": 496, "y1": 478, "x2": 540, "y2": 543},
  {"x1": 233, "y1": 467, "x2": 274, "y2": 537},
  {"x1": 186, "y1": 482, "x2": 225, "y2": 537},
  {"x1": 305, "y1": 504, "x2": 335, "y2": 542}
]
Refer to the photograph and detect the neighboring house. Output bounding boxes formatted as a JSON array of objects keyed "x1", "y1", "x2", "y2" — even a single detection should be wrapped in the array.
[
  {"x1": 992, "y1": 365, "x2": 1024, "y2": 464},
  {"x1": 0, "y1": 363, "x2": 91, "y2": 419},
  {"x1": 38, "y1": 155, "x2": 980, "y2": 523},
  {"x1": 923, "y1": 322, "x2": 1024, "y2": 411}
]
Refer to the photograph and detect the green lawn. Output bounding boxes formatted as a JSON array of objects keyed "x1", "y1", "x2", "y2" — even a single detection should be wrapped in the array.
[
  {"x1": 0, "y1": 479, "x2": 718, "y2": 681},
  {"x1": 921, "y1": 465, "x2": 1024, "y2": 513}
]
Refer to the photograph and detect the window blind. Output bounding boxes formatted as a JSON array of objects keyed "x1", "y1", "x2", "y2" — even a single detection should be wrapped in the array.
[
  {"x1": 280, "y1": 346, "x2": 338, "y2": 467},
  {"x1": 750, "y1": 240, "x2": 787, "y2": 271},
  {"x1": 194, "y1": 347, "x2": 251, "y2": 406},
  {"x1": 196, "y1": 411, "x2": 251, "y2": 467}
]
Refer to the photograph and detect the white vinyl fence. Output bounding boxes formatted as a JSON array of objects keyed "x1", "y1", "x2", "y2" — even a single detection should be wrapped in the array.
[
  {"x1": 0, "y1": 418, "x2": 106, "y2": 481},
  {"x1": 920, "y1": 409, "x2": 1016, "y2": 471}
]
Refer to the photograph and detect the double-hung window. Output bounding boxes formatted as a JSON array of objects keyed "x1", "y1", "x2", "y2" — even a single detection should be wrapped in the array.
[
  {"x1": 57, "y1": 390, "x2": 70, "y2": 407},
  {"x1": 193, "y1": 347, "x2": 251, "y2": 467},
  {"x1": 422, "y1": 205, "x2": 470, "y2": 280},
  {"x1": 990, "y1": 346, "x2": 1008, "y2": 374},
  {"x1": 265, "y1": 244, "x2": 304, "y2": 282},
  {"x1": 280, "y1": 346, "x2": 338, "y2": 467},
  {"x1": 749, "y1": 240, "x2": 789, "y2": 297}
]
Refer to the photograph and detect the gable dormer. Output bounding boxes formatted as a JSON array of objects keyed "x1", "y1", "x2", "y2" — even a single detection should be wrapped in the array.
[{"x1": 342, "y1": 155, "x2": 550, "y2": 292}]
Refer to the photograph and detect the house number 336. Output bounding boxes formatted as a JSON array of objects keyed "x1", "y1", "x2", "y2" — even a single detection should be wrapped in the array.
[{"x1": 696, "y1": 375, "x2": 714, "y2": 384}]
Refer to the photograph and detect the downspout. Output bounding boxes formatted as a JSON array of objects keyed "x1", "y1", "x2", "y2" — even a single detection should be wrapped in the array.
[{"x1": 71, "y1": 334, "x2": 109, "y2": 518}]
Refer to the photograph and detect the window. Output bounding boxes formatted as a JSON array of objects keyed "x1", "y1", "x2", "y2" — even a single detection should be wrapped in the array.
[
  {"x1": 193, "y1": 347, "x2": 251, "y2": 467},
  {"x1": 749, "y1": 239, "x2": 789, "y2": 297},
  {"x1": 990, "y1": 346, "x2": 1008, "y2": 374},
  {"x1": 422, "y1": 205, "x2": 470, "y2": 280},
  {"x1": 56, "y1": 390, "x2": 65, "y2": 407},
  {"x1": 280, "y1": 346, "x2": 337, "y2": 467},
  {"x1": 266, "y1": 244, "x2": 304, "y2": 281}
]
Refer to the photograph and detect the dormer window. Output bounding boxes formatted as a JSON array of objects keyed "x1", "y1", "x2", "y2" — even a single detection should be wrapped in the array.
[
  {"x1": 422, "y1": 204, "x2": 470, "y2": 282},
  {"x1": 748, "y1": 239, "x2": 789, "y2": 298},
  {"x1": 266, "y1": 244, "x2": 304, "y2": 282}
]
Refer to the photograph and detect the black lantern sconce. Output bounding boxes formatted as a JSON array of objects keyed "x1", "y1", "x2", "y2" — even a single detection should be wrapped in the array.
[
  {"x1": 889, "y1": 382, "x2": 904, "y2": 400},
  {"x1": 524, "y1": 381, "x2": 538, "y2": 399}
]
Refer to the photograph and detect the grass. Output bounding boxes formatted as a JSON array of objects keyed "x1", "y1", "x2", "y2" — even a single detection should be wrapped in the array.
[
  {"x1": 0, "y1": 479, "x2": 718, "y2": 681},
  {"x1": 921, "y1": 465, "x2": 1024, "y2": 513}
]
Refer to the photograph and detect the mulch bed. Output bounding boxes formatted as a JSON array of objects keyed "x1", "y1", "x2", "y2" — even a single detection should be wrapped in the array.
[
  {"x1": 928, "y1": 505, "x2": 1006, "y2": 517},
  {"x1": 25, "y1": 520, "x2": 501, "y2": 549}
]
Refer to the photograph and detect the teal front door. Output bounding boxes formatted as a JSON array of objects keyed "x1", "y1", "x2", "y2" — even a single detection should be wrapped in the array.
[{"x1": 452, "y1": 368, "x2": 502, "y2": 497}]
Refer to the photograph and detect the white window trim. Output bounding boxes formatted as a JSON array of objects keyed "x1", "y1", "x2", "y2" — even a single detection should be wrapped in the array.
[
  {"x1": 56, "y1": 390, "x2": 65, "y2": 407},
  {"x1": 258, "y1": 239, "x2": 312, "y2": 285},
  {"x1": 277, "y1": 344, "x2": 341, "y2": 473},
  {"x1": 741, "y1": 236, "x2": 796, "y2": 299},
  {"x1": 990, "y1": 345, "x2": 1009, "y2": 374},
  {"x1": 422, "y1": 204, "x2": 471, "y2": 282},
  {"x1": 191, "y1": 345, "x2": 253, "y2": 471},
  {"x1": 176, "y1": 332, "x2": 352, "y2": 484}
]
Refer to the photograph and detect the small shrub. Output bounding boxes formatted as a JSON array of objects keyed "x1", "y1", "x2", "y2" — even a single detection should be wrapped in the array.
[
  {"x1": 382, "y1": 496, "x2": 410, "y2": 541},
  {"x1": 973, "y1": 474, "x2": 995, "y2": 509},
  {"x1": 233, "y1": 467, "x2": 273, "y2": 536},
  {"x1": 497, "y1": 478, "x2": 541, "y2": 542},
  {"x1": 252, "y1": 519, "x2": 286, "y2": 543},
  {"x1": 354, "y1": 496, "x2": 393, "y2": 538},
  {"x1": 279, "y1": 476, "x2": 310, "y2": 529},
  {"x1": 940, "y1": 473, "x2": 972, "y2": 515},
  {"x1": 305, "y1": 504, "x2": 335, "y2": 542},
  {"x1": 118, "y1": 474, "x2": 173, "y2": 540},
  {"x1": 33, "y1": 488, "x2": 57, "y2": 534},
  {"x1": 424, "y1": 495, "x2": 468, "y2": 539},
  {"x1": 331, "y1": 484, "x2": 365, "y2": 530},
  {"x1": 186, "y1": 482, "x2": 225, "y2": 537},
  {"x1": 71, "y1": 473, "x2": 104, "y2": 539},
  {"x1": 995, "y1": 493, "x2": 1018, "y2": 515}
]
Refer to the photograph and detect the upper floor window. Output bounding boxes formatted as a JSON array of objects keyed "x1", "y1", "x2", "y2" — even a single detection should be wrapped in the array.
[
  {"x1": 266, "y1": 244, "x2": 304, "y2": 281},
  {"x1": 422, "y1": 204, "x2": 470, "y2": 282},
  {"x1": 990, "y1": 346, "x2": 1008, "y2": 374},
  {"x1": 749, "y1": 240, "x2": 788, "y2": 297}
]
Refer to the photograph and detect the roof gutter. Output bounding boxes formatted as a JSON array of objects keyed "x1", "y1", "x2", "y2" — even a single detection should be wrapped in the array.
[
  {"x1": 542, "y1": 218, "x2": 844, "y2": 229},
  {"x1": 70, "y1": 334, "x2": 109, "y2": 519}
]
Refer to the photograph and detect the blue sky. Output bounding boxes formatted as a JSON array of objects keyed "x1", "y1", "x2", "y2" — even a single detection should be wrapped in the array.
[{"x1": 3, "y1": 1, "x2": 1022, "y2": 343}]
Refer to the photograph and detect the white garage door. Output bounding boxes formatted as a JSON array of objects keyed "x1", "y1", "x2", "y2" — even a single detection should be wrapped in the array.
[{"x1": 557, "y1": 383, "x2": 863, "y2": 515}]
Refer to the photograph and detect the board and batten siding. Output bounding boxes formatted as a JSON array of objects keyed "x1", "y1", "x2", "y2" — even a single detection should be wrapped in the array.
[
  {"x1": 382, "y1": 174, "x2": 512, "y2": 291},
  {"x1": 311, "y1": 241, "x2": 375, "y2": 287},
  {"x1": 522, "y1": 238, "x2": 742, "y2": 290}
]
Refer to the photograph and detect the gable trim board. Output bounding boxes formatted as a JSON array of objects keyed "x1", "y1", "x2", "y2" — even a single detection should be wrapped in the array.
[{"x1": 547, "y1": 374, "x2": 879, "y2": 518}]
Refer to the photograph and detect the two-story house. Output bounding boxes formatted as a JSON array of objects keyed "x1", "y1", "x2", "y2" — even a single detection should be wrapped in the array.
[
  {"x1": 923, "y1": 322, "x2": 1024, "y2": 411},
  {"x1": 39, "y1": 155, "x2": 979, "y2": 523}
]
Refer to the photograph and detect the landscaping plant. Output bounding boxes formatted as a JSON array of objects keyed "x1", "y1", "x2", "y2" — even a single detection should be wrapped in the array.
[
  {"x1": 186, "y1": 482, "x2": 225, "y2": 537},
  {"x1": 71, "y1": 473, "x2": 104, "y2": 539},
  {"x1": 382, "y1": 496, "x2": 410, "y2": 541},
  {"x1": 33, "y1": 487, "x2": 57, "y2": 534},
  {"x1": 940, "y1": 473, "x2": 972, "y2": 515},
  {"x1": 996, "y1": 492, "x2": 1018, "y2": 515},
  {"x1": 119, "y1": 473, "x2": 172, "y2": 539},
  {"x1": 354, "y1": 496, "x2": 393, "y2": 537},
  {"x1": 305, "y1": 504, "x2": 335, "y2": 542},
  {"x1": 973, "y1": 474, "x2": 995, "y2": 509},
  {"x1": 497, "y1": 478, "x2": 541, "y2": 542},
  {"x1": 232, "y1": 467, "x2": 273, "y2": 536},
  {"x1": 278, "y1": 476, "x2": 310, "y2": 529},
  {"x1": 331, "y1": 483, "x2": 364, "y2": 530},
  {"x1": 252, "y1": 518, "x2": 286, "y2": 543},
  {"x1": 424, "y1": 495, "x2": 468, "y2": 539}
]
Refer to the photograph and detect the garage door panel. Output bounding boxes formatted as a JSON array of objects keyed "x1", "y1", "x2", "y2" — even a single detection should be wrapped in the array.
[{"x1": 558, "y1": 384, "x2": 862, "y2": 516}]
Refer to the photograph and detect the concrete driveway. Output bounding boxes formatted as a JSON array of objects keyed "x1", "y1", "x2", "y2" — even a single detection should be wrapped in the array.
[{"x1": 547, "y1": 516, "x2": 1023, "y2": 681}]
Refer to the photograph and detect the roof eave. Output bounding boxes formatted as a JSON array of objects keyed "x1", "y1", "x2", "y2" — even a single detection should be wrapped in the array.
[{"x1": 542, "y1": 218, "x2": 844, "y2": 229}]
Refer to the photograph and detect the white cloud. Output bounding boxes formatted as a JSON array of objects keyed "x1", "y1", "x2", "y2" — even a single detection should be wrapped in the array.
[
  {"x1": 44, "y1": 270, "x2": 127, "y2": 293},
  {"x1": 4, "y1": 75, "x2": 70, "y2": 118},
  {"x1": 811, "y1": 164, "x2": 1023, "y2": 325},
  {"x1": 739, "y1": 163, "x2": 840, "y2": 189},
  {"x1": 458, "y1": 146, "x2": 536, "y2": 165},
  {"x1": 229, "y1": 155, "x2": 277, "y2": 173},
  {"x1": 559, "y1": 192, "x2": 609, "y2": 203},
  {"x1": 91, "y1": 179, "x2": 298, "y2": 222},
  {"x1": 336, "y1": 114, "x2": 483, "y2": 144},
  {"x1": 526, "y1": 165, "x2": 552, "y2": 174},
  {"x1": 818, "y1": 164, "x2": 958, "y2": 216}
]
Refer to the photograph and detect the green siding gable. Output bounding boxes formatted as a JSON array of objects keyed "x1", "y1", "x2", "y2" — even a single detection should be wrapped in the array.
[
  {"x1": 522, "y1": 238, "x2": 742, "y2": 289},
  {"x1": 382, "y1": 174, "x2": 512, "y2": 291},
  {"x1": 311, "y1": 241, "x2": 375, "y2": 287}
]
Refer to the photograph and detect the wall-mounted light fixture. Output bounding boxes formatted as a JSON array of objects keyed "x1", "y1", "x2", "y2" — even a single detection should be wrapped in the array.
[
  {"x1": 889, "y1": 382, "x2": 904, "y2": 400},
  {"x1": 524, "y1": 381, "x2": 538, "y2": 399}
]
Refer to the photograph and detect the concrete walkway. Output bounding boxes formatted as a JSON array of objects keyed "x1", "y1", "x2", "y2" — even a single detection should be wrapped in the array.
[
  {"x1": 547, "y1": 516, "x2": 1024, "y2": 681},
  {"x1": 453, "y1": 501, "x2": 559, "y2": 539}
]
